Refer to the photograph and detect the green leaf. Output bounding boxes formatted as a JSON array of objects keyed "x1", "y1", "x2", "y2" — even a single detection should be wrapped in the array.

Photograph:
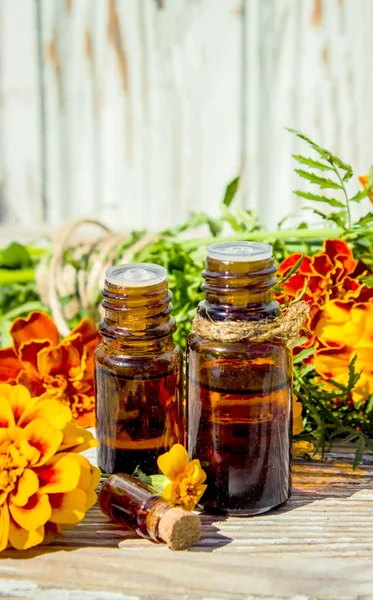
[
  {"x1": 292, "y1": 155, "x2": 333, "y2": 171},
  {"x1": 329, "y1": 154, "x2": 353, "y2": 175},
  {"x1": 295, "y1": 169, "x2": 343, "y2": 190},
  {"x1": 222, "y1": 177, "x2": 240, "y2": 207},
  {"x1": 277, "y1": 254, "x2": 304, "y2": 285},
  {"x1": 299, "y1": 363, "x2": 316, "y2": 377},
  {"x1": 147, "y1": 475, "x2": 171, "y2": 494},
  {"x1": 293, "y1": 347, "x2": 315, "y2": 364},
  {"x1": 353, "y1": 437, "x2": 365, "y2": 470},
  {"x1": 349, "y1": 189, "x2": 370, "y2": 203},
  {"x1": 294, "y1": 190, "x2": 345, "y2": 208},
  {"x1": 287, "y1": 128, "x2": 331, "y2": 161},
  {"x1": 0, "y1": 242, "x2": 32, "y2": 270}
]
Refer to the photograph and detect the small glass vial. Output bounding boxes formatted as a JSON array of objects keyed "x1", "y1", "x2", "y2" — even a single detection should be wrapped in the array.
[
  {"x1": 99, "y1": 473, "x2": 201, "y2": 550},
  {"x1": 187, "y1": 242, "x2": 292, "y2": 516},
  {"x1": 95, "y1": 263, "x2": 184, "y2": 475}
]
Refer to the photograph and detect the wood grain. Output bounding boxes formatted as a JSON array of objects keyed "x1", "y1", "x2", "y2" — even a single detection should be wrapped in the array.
[
  {"x1": 0, "y1": 449, "x2": 372, "y2": 599},
  {"x1": 2, "y1": 1, "x2": 372, "y2": 231}
]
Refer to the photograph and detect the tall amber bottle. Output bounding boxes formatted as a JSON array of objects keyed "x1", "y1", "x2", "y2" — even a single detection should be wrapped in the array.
[
  {"x1": 95, "y1": 263, "x2": 184, "y2": 475},
  {"x1": 187, "y1": 242, "x2": 292, "y2": 515}
]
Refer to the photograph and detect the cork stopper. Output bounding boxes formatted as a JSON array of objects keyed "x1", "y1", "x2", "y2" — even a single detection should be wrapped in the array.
[{"x1": 158, "y1": 507, "x2": 201, "y2": 551}]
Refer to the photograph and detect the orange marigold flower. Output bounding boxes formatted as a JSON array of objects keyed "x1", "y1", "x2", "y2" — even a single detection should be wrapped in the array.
[
  {"x1": 0, "y1": 383, "x2": 99, "y2": 552},
  {"x1": 358, "y1": 174, "x2": 373, "y2": 204},
  {"x1": 314, "y1": 300, "x2": 373, "y2": 404},
  {"x1": 276, "y1": 239, "x2": 373, "y2": 348},
  {"x1": 157, "y1": 444, "x2": 207, "y2": 511},
  {"x1": 0, "y1": 312, "x2": 101, "y2": 427}
]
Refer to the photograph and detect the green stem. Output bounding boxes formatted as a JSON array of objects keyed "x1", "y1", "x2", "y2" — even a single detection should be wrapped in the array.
[
  {"x1": 333, "y1": 166, "x2": 352, "y2": 230},
  {"x1": 182, "y1": 227, "x2": 344, "y2": 250},
  {"x1": 0, "y1": 268, "x2": 35, "y2": 285}
]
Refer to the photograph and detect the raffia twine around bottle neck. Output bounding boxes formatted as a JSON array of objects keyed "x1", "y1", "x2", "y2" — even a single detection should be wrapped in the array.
[{"x1": 192, "y1": 301, "x2": 310, "y2": 348}]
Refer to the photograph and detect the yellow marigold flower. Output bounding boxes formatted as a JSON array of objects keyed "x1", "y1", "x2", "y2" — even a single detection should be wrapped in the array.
[
  {"x1": 157, "y1": 444, "x2": 207, "y2": 511},
  {"x1": 0, "y1": 383, "x2": 99, "y2": 552},
  {"x1": 314, "y1": 300, "x2": 373, "y2": 403}
]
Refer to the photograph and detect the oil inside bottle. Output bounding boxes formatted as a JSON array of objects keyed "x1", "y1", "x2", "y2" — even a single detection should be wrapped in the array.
[
  {"x1": 187, "y1": 241, "x2": 292, "y2": 515},
  {"x1": 188, "y1": 348, "x2": 291, "y2": 514},
  {"x1": 95, "y1": 262, "x2": 184, "y2": 475},
  {"x1": 96, "y1": 367, "x2": 183, "y2": 474}
]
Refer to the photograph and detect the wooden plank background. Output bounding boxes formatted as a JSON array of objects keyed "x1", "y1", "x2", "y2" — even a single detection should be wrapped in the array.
[{"x1": 0, "y1": 0, "x2": 372, "y2": 231}]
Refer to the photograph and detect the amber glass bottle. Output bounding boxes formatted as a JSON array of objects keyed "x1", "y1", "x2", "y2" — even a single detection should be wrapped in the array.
[
  {"x1": 99, "y1": 473, "x2": 201, "y2": 550},
  {"x1": 187, "y1": 242, "x2": 292, "y2": 516},
  {"x1": 95, "y1": 263, "x2": 184, "y2": 475}
]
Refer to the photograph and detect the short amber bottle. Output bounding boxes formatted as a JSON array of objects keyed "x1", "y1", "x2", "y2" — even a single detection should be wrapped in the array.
[
  {"x1": 187, "y1": 242, "x2": 292, "y2": 515},
  {"x1": 95, "y1": 263, "x2": 184, "y2": 475},
  {"x1": 99, "y1": 473, "x2": 201, "y2": 550}
]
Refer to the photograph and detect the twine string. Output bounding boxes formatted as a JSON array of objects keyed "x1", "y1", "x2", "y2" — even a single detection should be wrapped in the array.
[
  {"x1": 192, "y1": 302, "x2": 310, "y2": 348},
  {"x1": 36, "y1": 218, "x2": 157, "y2": 335}
]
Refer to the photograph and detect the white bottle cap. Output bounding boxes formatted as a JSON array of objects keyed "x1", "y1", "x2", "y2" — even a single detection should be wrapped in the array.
[
  {"x1": 207, "y1": 241, "x2": 273, "y2": 263},
  {"x1": 105, "y1": 263, "x2": 167, "y2": 287}
]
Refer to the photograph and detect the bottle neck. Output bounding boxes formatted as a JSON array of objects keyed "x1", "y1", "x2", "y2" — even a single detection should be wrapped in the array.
[
  {"x1": 199, "y1": 254, "x2": 280, "y2": 321},
  {"x1": 99, "y1": 279, "x2": 176, "y2": 344}
]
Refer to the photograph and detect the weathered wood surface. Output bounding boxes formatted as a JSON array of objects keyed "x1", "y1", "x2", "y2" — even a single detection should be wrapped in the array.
[
  {"x1": 1, "y1": 448, "x2": 373, "y2": 600},
  {"x1": 1, "y1": 0, "x2": 373, "y2": 230}
]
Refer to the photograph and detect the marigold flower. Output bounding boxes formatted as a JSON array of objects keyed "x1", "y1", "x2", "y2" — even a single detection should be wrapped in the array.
[
  {"x1": 314, "y1": 300, "x2": 373, "y2": 403},
  {"x1": 0, "y1": 312, "x2": 100, "y2": 427},
  {"x1": 276, "y1": 240, "x2": 373, "y2": 348},
  {"x1": 157, "y1": 444, "x2": 207, "y2": 511},
  {"x1": 0, "y1": 383, "x2": 99, "y2": 551}
]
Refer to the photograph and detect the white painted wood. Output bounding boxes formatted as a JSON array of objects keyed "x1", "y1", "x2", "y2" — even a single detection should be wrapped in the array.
[
  {"x1": 39, "y1": 0, "x2": 242, "y2": 231},
  {"x1": 1, "y1": 0, "x2": 372, "y2": 231},
  {"x1": 243, "y1": 0, "x2": 373, "y2": 229},
  {"x1": 0, "y1": 0, "x2": 42, "y2": 226}
]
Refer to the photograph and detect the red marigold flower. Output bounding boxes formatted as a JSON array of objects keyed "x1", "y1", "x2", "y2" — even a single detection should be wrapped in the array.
[{"x1": 276, "y1": 240, "x2": 373, "y2": 347}]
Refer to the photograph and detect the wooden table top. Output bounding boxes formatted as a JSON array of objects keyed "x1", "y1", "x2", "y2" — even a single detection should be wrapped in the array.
[{"x1": 1, "y1": 445, "x2": 372, "y2": 600}]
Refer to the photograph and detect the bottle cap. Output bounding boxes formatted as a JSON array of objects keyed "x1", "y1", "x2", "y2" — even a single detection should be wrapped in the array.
[
  {"x1": 207, "y1": 241, "x2": 273, "y2": 262},
  {"x1": 105, "y1": 263, "x2": 167, "y2": 287}
]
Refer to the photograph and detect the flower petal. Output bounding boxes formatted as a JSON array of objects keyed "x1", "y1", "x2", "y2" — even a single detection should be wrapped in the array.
[
  {"x1": 69, "y1": 318, "x2": 100, "y2": 348},
  {"x1": 48, "y1": 489, "x2": 87, "y2": 524},
  {"x1": 157, "y1": 444, "x2": 189, "y2": 480},
  {"x1": 9, "y1": 493, "x2": 51, "y2": 531},
  {"x1": 36, "y1": 454, "x2": 81, "y2": 494},
  {"x1": 0, "y1": 348, "x2": 22, "y2": 383},
  {"x1": 18, "y1": 399, "x2": 72, "y2": 431},
  {"x1": 7, "y1": 385, "x2": 35, "y2": 424},
  {"x1": 8, "y1": 519, "x2": 44, "y2": 550},
  {"x1": 187, "y1": 459, "x2": 207, "y2": 484},
  {"x1": 0, "y1": 504, "x2": 10, "y2": 552},
  {"x1": 23, "y1": 419, "x2": 63, "y2": 467},
  {"x1": 59, "y1": 421, "x2": 98, "y2": 453},
  {"x1": 0, "y1": 396, "x2": 15, "y2": 428},
  {"x1": 10, "y1": 468, "x2": 39, "y2": 507},
  {"x1": 10, "y1": 312, "x2": 59, "y2": 352},
  {"x1": 162, "y1": 482, "x2": 175, "y2": 501},
  {"x1": 18, "y1": 340, "x2": 51, "y2": 372}
]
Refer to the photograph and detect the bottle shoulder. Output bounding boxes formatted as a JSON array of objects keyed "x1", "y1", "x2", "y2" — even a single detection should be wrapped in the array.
[{"x1": 95, "y1": 341, "x2": 182, "y2": 376}]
